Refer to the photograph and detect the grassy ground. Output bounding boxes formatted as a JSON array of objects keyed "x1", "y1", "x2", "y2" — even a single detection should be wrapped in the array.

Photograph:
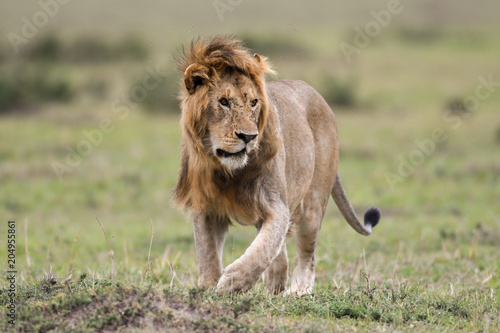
[{"x1": 1, "y1": 1, "x2": 500, "y2": 332}]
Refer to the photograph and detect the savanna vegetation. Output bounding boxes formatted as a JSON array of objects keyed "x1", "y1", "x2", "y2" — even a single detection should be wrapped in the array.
[{"x1": 1, "y1": 0, "x2": 499, "y2": 331}]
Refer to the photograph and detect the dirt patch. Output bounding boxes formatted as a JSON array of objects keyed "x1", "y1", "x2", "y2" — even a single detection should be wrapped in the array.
[{"x1": 7, "y1": 280, "x2": 268, "y2": 333}]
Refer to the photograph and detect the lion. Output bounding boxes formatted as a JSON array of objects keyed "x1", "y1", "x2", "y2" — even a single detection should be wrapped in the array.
[{"x1": 173, "y1": 36, "x2": 380, "y2": 295}]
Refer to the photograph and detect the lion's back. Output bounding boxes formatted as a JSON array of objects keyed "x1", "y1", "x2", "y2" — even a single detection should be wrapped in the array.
[
  {"x1": 267, "y1": 80, "x2": 336, "y2": 133},
  {"x1": 267, "y1": 80, "x2": 339, "y2": 208}
]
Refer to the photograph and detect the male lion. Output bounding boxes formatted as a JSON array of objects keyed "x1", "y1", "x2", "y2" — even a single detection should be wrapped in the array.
[{"x1": 174, "y1": 36, "x2": 380, "y2": 295}]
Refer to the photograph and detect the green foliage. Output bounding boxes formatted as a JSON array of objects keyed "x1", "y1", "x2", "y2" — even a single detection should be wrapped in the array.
[
  {"x1": 0, "y1": 65, "x2": 73, "y2": 112},
  {"x1": 24, "y1": 34, "x2": 62, "y2": 61},
  {"x1": 64, "y1": 35, "x2": 149, "y2": 62},
  {"x1": 23, "y1": 33, "x2": 149, "y2": 63},
  {"x1": 0, "y1": 33, "x2": 152, "y2": 113},
  {"x1": 319, "y1": 74, "x2": 357, "y2": 107}
]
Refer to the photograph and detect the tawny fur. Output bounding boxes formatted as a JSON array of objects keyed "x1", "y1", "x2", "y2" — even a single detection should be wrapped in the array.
[{"x1": 173, "y1": 36, "x2": 380, "y2": 295}]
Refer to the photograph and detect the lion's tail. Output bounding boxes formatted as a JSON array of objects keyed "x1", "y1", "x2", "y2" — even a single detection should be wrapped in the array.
[{"x1": 331, "y1": 171, "x2": 380, "y2": 236}]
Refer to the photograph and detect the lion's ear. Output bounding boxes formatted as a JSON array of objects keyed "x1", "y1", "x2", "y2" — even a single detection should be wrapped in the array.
[
  {"x1": 253, "y1": 54, "x2": 276, "y2": 76},
  {"x1": 184, "y1": 63, "x2": 212, "y2": 94}
]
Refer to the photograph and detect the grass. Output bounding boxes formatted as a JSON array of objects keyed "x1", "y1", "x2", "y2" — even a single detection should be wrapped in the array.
[
  {"x1": 2, "y1": 275, "x2": 498, "y2": 332},
  {"x1": 1, "y1": 0, "x2": 500, "y2": 331}
]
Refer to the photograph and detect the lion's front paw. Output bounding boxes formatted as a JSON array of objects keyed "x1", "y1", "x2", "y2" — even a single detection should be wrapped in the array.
[{"x1": 216, "y1": 263, "x2": 259, "y2": 294}]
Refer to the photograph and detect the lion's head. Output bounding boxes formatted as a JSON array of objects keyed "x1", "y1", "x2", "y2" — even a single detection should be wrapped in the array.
[{"x1": 177, "y1": 36, "x2": 275, "y2": 171}]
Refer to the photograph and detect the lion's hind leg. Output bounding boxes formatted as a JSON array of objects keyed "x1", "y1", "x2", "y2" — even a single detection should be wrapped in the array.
[{"x1": 262, "y1": 242, "x2": 288, "y2": 294}]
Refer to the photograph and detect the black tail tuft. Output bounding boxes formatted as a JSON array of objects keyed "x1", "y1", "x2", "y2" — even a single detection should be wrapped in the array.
[{"x1": 364, "y1": 207, "x2": 381, "y2": 230}]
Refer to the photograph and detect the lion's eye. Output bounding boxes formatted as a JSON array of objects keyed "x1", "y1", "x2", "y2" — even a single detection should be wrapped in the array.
[
  {"x1": 219, "y1": 98, "x2": 229, "y2": 106},
  {"x1": 250, "y1": 99, "x2": 258, "y2": 107}
]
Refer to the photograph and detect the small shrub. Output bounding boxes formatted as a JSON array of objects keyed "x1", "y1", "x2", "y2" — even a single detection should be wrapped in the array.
[
  {"x1": 320, "y1": 74, "x2": 357, "y2": 108},
  {"x1": 445, "y1": 97, "x2": 470, "y2": 115},
  {"x1": 25, "y1": 34, "x2": 62, "y2": 61},
  {"x1": 0, "y1": 66, "x2": 73, "y2": 113},
  {"x1": 21, "y1": 33, "x2": 149, "y2": 63},
  {"x1": 0, "y1": 74, "x2": 24, "y2": 111},
  {"x1": 33, "y1": 68, "x2": 73, "y2": 102},
  {"x1": 66, "y1": 35, "x2": 148, "y2": 62}
]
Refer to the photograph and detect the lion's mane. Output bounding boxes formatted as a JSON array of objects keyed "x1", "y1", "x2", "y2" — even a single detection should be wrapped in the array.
[{"x1": 174, "y1": 36, "x2": 279, "y2": 219}]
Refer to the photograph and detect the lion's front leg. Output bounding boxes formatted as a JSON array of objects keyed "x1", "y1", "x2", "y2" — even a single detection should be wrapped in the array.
[
  {"x1": 192, "y1": 213, "x2": 229, "y2": 287},
  {"x1": 216, "y1": 203, "x2": 290, "y2": 293}
]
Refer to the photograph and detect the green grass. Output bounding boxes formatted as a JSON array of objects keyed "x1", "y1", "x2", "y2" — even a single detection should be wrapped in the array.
[
  {"x1": 1, "y1": 1, "x2": 500, "y2": 331},
  {"x1": 2, "y1": 275, "x2": 498, "y2": 332}
]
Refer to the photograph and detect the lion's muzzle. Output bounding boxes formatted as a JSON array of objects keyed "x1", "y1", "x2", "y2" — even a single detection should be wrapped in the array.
[
  {"x1": 216, "y1": 148, "x2": 246, "y2": 158},
  {"x1": 235, "y1": 132, "x2": 257, "y2": 144}
]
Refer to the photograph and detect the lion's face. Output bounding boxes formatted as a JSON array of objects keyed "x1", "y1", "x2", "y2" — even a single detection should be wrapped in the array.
[
  {"x1": 179, "y1": 38, "x2": 273, "y2": 172},
  {"x1": 206, "y1": 72, "x2": 261, "y2": 170}
]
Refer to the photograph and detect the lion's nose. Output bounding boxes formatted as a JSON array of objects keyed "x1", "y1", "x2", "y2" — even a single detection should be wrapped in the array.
[{"x1": 235, "y1": 132, "x2": 257, "y2": 143}]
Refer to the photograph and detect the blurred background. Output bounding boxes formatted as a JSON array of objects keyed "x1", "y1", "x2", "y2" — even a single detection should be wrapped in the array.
[{"x1": 1, "y1": 1, "x2": 499, "y2": 286}]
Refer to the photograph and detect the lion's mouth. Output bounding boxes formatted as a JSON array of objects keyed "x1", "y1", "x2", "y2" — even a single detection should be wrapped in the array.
[{"x1": 216, "y1": 148, "x2": 246, "y2": 158}]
